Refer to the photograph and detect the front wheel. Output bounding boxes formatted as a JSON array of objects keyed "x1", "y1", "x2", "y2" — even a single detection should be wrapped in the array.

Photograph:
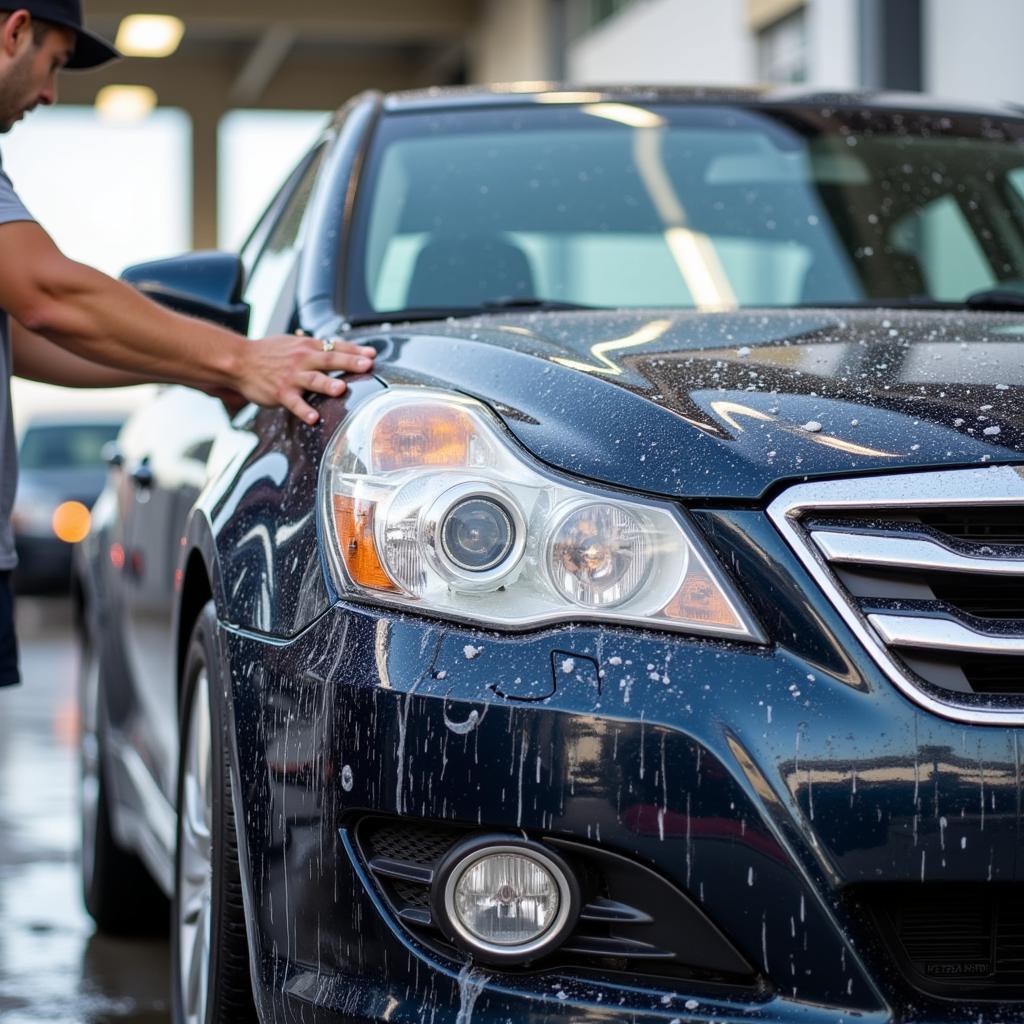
[{"x1": 171, "y1": 602, "x2": 257, "y2": 1024}]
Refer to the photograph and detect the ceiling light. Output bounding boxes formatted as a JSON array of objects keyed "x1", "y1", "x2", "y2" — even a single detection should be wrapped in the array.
[
  {"x1": 95, "y1": 85, "x2": 157, "y2": 123},
  {"x1": 115, "y1": 14, "x2": 185, "y2": 57}
]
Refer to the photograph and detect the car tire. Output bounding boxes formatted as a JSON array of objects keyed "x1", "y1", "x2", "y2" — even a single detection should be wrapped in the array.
[
  {"x1": 171, "y1": 601, "x2": 257, "y2": 1024},
  {"x1": 79, "y1": 611, "x2": 168, "y2": 936}
]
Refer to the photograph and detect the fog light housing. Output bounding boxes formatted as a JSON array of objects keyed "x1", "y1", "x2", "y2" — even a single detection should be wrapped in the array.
[{"x1": 433, "y1": 837, "x2": 579, "y2": 964}]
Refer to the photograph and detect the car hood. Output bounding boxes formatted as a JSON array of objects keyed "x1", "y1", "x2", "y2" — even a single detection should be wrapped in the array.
[{"x1": 367, "y1": 308, "x2": 1024, "y2": 501}]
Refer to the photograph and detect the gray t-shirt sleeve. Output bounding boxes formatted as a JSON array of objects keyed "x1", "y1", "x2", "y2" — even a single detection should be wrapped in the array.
[
  {"x1": 0, "y1": 167, "x2": 34, "y2": 227},
  {"x1": 0, "y1": 162, "x2": 34, "y2": 576}
]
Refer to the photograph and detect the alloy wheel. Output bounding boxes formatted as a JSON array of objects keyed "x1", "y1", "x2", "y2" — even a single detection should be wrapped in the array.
[
  {"x1": 79, "y1": 635, "x2": 101, "y2": 890},
  {"x1": 177, "y1": 669, "x2": 213, "y2": 1024}
]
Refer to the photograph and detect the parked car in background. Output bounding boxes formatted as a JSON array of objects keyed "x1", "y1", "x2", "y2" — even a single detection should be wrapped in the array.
[
  {"x1": 12, "y1": 414, "x2": 124, "y2": 594},
  {"x1": 77, "y1": 86, "x2": 1024, "y2": 1023}
]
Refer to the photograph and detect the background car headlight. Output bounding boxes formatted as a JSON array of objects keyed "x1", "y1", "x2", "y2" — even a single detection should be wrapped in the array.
[{"x1": 319, "y1": 387, "x2": 761, "y2": 639}]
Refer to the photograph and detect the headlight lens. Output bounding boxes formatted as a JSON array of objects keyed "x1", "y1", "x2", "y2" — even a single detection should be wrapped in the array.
[
  {"x1": 442, "y1": 496, "x2": 515, "y2": 571},
  {"x1": 319, "y1": 388, "x2": 760, "y2": 639},
  {"x1": 549, "y1": 503, "x2": 648, "y2": 608}
]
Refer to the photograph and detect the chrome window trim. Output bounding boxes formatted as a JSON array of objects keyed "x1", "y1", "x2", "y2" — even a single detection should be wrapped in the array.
[{"x1": 767, "y1": 465, "x2": 1024, "y2": 725}]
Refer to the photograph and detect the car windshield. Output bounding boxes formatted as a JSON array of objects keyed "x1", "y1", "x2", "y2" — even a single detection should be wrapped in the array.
[
  {"x1": 19, "y1": 423, "x2": 120, "y2": 471},
  {"x1": 347, "y1": 101, "x2": 1024, "y2": 318}
]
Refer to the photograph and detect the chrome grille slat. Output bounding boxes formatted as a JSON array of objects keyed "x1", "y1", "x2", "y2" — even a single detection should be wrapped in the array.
[
  {"x1": 767, "y1": 466, "x2": 1024, "y2": 724},
  {"x1": 812, "y1": 530, "x2": 1024, "y2": 576},
  {"x1": 868, "y1": 614, "x2": 1024, "y2": 656}
]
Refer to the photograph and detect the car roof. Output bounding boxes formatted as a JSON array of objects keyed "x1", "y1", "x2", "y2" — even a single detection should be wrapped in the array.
[{"x1": 377, "y1": 83, "x2": 1024, "y2": 120}]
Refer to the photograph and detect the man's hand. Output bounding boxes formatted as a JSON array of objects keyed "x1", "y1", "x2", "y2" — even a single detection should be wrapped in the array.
[
  {"x1": 0, "y1": 222, "x2": 380, "y2": 424},
  {"x1": 229, "y1": 335, "x2": 377, "y2": 425}
]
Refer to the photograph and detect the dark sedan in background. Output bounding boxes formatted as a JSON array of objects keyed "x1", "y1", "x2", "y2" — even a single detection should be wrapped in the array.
[
  {"x1": 13, "y1": 413, "x2": 124, "y2": 593},
  {"x1": 77, "y1": 85, "x2": 1024, "y2": 1023}
]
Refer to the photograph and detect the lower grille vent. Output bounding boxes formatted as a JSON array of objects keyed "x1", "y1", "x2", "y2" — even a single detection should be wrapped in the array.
[
  {"x1": 769, "y1": 467, "x2": 1024, "y2": 719},
  {"x1": 351, "y1": 816, "x2": 757, "y2": 987},
  {"x1": 855, "y1": 884, "x2": 1024, "y2": 998}
]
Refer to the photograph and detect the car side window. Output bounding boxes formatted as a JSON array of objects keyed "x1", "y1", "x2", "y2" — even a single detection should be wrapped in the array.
[{"x1": 243, "y1": 144, "x2": 327, "y2": 337}]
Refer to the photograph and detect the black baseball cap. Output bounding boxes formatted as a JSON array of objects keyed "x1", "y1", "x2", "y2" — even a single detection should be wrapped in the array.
[{"x1": 18, "y1": 0, "x2": 119, "y2": 69}]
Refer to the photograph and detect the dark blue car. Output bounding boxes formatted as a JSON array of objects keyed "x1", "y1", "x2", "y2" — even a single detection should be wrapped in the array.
[{"x1": 76, "y1": 85, "x2": 1024, "y2": 1023}]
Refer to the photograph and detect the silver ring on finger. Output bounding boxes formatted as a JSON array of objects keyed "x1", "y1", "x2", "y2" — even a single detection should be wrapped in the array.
[{"x1": 321, "y1": 337, "x2": 336, "y2": 353}]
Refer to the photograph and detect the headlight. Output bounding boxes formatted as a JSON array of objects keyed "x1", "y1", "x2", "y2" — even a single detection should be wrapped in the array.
[{"x1": 319, "y1": 388, "x2": 761, "y2": 639}]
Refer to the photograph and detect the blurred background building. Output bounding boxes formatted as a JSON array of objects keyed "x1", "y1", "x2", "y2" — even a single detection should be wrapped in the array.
[{"x1": 5, "y1": 0, "x2": 1024, "y2": 420}]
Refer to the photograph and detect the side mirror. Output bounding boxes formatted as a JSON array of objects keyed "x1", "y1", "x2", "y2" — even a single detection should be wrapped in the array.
[{"x1": 120, "y1": 251, "x2": 251, "y2": 335}]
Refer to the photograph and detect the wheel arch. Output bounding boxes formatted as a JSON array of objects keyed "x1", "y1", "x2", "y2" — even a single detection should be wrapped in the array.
[
  {"x1": 175, "y1": 510, "x2": 224, "y2": 701},
  {"x1": 176, "y1": 551, "x2": 213, "y2": 699},
  {"x1": 175, "y1": 512, "x2": 265, "y2": 1004}
]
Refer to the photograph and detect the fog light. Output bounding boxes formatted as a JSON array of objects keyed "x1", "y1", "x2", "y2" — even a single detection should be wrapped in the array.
[{"x1": 434, "y1": 838, "x2": 578, "y2": 963}]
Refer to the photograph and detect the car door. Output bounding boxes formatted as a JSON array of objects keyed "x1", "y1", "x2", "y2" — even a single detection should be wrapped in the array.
[
  {"x1": 115, "y1": 387, "x2": 230, "y2": 799},
  {"x1": 114, "y1": 141, "x2": 331, "y2": 805}
]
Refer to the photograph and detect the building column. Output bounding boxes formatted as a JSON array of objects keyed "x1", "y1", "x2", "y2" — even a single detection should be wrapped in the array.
[
  {"x1": 469, "y1": 0, "x2": 554, "y2": 84},
  {"x1": 859, "y1": 0, "x2": 922, "y2": 91},
  {"x1": 190, "y1": 104, "x2": 222, "y2": 250}
]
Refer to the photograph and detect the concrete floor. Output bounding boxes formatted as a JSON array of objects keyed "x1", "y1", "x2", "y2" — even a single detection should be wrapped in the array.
[{"x1": 0, "y1": 597, "x2": 170, "y2": 1023}]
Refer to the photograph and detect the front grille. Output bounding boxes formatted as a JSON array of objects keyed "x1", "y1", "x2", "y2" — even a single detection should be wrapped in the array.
[
  {"x1": 854, "y1": 884, "x2": 1024, "y2": 998},
  {"x1": 914, "y1": 507, "x2": 1024, "y2": 545},
  {"x1": 768, "y1": 467, "x2": 1024, "y2": 720}
]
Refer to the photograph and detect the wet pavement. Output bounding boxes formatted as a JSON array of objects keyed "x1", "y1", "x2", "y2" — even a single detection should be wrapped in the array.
[{"x1": 0, "y1": 597, "x2": 170, "y2": 1023}]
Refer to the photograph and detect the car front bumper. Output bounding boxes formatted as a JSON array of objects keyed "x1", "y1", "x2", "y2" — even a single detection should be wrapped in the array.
[{"x1": 219, "y1": 510, "x2": 1020, "y2": 1023}]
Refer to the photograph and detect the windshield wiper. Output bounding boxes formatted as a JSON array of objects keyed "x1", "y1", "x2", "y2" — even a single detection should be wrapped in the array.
[
  {"x1": 348, "y1": 298, "x2": 602, "y2": 326},
  {"x1": 963, "y1": 288, "x2": 1024, "y2": 312},
  {"x1": 479, "y1": 297, "x2": 601, "y2": 312}
]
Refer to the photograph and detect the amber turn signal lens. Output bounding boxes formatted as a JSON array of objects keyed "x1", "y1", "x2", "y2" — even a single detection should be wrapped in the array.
[
  {"x1": 661, "y1": 569, "x2": 743, "y2": 630},
  {"x1": 52, "y1": 501, "x2": 91, "y2": 544},
  {"x1": 332, "y1": 495, "x2": 398, "y2": 592},
  {"x1": 371, "y1": 404, "x2": 476, "y2": 472}
]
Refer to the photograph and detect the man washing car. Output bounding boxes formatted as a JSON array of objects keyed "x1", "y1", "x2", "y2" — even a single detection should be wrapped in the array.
[{"x1": 0, "y1": 0, "x2": 374, "y2": 688}]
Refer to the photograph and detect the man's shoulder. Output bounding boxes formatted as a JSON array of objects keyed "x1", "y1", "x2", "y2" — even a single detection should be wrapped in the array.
[{"x1": 0, "y1": 156, "x2": 34, "y2": 225}]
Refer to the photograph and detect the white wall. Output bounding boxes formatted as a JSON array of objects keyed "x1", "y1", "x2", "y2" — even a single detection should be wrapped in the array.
[
  {"x1": 925, "y1": 0, "x2": 1024, "y2": 103},
  {"x1": 806, "y1": 0, "x2": 859, "y2": 90},
  {"x1": 567, "y1": 0, "x2": 754, "y2": 86}
]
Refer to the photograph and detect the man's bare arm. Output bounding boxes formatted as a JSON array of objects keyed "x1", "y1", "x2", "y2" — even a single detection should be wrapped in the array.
[
  {"x1": 0, "y1": 221, "x2": 376, "y2": 423},
  {"x1": 11, "y1": 319, "x2": 156, "y2": 387}
]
